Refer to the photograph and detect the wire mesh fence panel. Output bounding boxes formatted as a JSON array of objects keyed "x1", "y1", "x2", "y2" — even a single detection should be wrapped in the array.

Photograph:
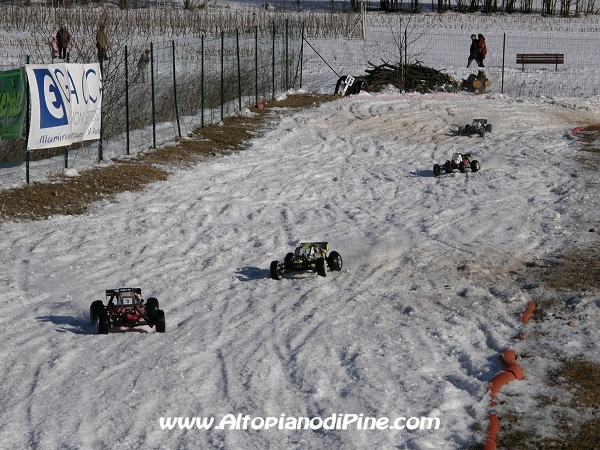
[
  {"x1": 0, "y1": 137, "x2": 27, "y2": 188},
  {"x1": 4, "y1": 20, "x2": 600, "y2": 190}
]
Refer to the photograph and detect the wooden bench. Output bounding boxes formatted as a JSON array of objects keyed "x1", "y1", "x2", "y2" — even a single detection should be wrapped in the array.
[{"x1": 516, "y1": 53, "x2": 564, "y2": 71}]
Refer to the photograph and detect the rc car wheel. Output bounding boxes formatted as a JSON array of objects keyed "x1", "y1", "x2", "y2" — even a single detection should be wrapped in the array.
[
  {"x1": 433, "y1": 164, "x2": 441, "y2": 177},
  {"x1": 284, "y1": 252, "x2": 294, "y2": 270},
  {"x1": 316, "y1": 258, "x2": 327, "y2": 277},
  {"x1": 459, "y1": 162, "x2": 466, "y2": 173},
  {"x1": 154, "y1": 309, "x2": 165, "y2": 333},
  {"x1": 471, "y1": 160, "x2": 481, "y2": 172},
  {"x1": 97, "y1": 311, "x2": 109, "y2": 335},
  {"x1": 445, "y1": 162, "x2": 453, "y2": 174},
  {"x1": 270, "y1": 261, "x2": 282, "y2": 280},
  {"x1": 478, "y1": 129, "x2": 485, "y2": 137},
  {"x1": 90, "y1": 300, "x2": 104, "y2": 324},
  {"x1": 146, "y1": 297, "x2": 159, "y2": 325},
  {"x1": 486, "y1": 124, "x2": 492, "y2": 132},
  {"x1": 328, "y1": 251, "x2": 343, "y2": 271}
]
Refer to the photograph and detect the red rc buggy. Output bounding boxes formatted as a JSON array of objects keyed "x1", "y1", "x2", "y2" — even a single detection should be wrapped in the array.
[
  {"x1": 433, "y1": 152, "x2": 481, "y2": 176},
  {"x1": 89, "y1": 288, "x2": 165, "y2": 334}
]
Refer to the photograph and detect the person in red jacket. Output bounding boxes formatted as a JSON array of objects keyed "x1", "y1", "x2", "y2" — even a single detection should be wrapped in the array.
[{"x1": 476, "y1": 34, "x2": 487, "y2": 68}]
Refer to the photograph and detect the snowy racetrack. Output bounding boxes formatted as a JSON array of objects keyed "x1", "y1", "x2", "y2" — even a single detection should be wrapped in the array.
[{"x1": 1, "y1": 92, "x2": 599, "y2": 449}]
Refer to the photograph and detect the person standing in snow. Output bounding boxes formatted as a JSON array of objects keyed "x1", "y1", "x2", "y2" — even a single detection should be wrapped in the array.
[
  {"x1": 133, "y1": 49, "x2": 150, "y2": 83},
  {"x1": 50, "y1": 35, "x2": 60, "y2": 61},
  {"x1": 466, "y1": 34, "x2": 479, "y2": 68},
  {"x1": 96, "y1": 23, "x2": 108, "y2": 64},
  {"x1": 56, "y1": 25, "x2": 71, "y2": 60},
  {"x1": 476, "y1": 34, "x2": 487, "y2": 68}
]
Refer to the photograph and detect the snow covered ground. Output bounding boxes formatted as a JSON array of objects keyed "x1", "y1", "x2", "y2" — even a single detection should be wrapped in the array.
[{"x1": 1, "y1": 91, "x2": 599, "y2": 449}]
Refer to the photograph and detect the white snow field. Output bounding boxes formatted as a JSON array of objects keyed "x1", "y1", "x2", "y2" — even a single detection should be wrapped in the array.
[{"x1": 1, "y1": 91, "x2": 600, "y2": 449}]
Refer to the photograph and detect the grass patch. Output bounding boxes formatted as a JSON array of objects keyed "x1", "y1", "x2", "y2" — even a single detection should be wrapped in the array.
[
  {"x1": 0, "y1": 93, "x2": 335, "y2": 222},
  {"x1": 497, "y1": 247, "x2": 600, "y2": 450},
  {"x1": 498, "y1": 358, "x2": 600, "y2": 450}
]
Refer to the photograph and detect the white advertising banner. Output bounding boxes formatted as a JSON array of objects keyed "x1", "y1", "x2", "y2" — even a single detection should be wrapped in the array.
[{"x1": 26, "y1": 63, "x2": 102, "y2": 150}]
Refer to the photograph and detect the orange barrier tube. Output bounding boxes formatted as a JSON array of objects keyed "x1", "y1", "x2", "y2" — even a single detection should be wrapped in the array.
[
  {"x1": 500, "y1": 349, "x2": 524, "y2": 380},
  {"x1": 483, "y1": 301, "x2": 536, "y2": 450},
  {"x1": 489, "y1": 370, "x2": 516, "y2": 401},
  {"x1": 521, "y1": 301, "x2": 536, "y2": 324},
  {"x1": 483, "y1": 413, "x2": 500, "y2": 450}
]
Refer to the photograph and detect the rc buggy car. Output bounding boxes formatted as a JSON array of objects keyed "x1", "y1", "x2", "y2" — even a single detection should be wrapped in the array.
[
  {"x1": 89, "y1": 288, "x2": 165, "y2": 334},
  {"x1": 433, "y1": 153, "x2": 480, "y2": 176},
  {"x1": 270, "y1": 242, "x2": 343, "y2": 280},
  {"x1": 458, "y1": 119, "x2": 492, "y2": 137}
]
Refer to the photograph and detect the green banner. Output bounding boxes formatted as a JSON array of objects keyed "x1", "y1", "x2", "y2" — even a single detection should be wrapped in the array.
[{"x1": 0, "y1": 67, "x2": 27, "y2": 140}]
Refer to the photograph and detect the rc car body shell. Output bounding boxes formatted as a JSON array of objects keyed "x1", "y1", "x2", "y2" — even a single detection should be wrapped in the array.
[
  {"x1": 433, "y1": 153, "x2": 480, "y2": 176},
  {"x1": 89, "y1": 287, "x2": 165, "y2": 334},
  {"x1": 270, "y1": 242, "x2": 343, "y2": 279},
  {"x1": 458, "y1": 119, "x2": 493, "y2": 137}
]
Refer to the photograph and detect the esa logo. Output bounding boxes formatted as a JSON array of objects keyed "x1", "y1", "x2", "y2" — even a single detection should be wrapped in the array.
[{"x1": 32, "y1": 68, "x2": 69, "y2": 129}]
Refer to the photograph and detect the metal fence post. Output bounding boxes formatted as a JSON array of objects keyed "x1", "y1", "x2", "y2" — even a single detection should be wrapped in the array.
[
  {"x1": 25, "y1": 56, "x2": 30, "y2": 185},
  {"x1": 201, "y1": 35, "x2": 204, "y2": 128},
  {"x1": 255, "y1": 26, "x2": 258, "y2": 106},
  {"x1": 285, "y1": 19, "x2": 289, "y2": 91},
  {"x1": 502, "y1": 33, "x2": 506, "y2": 94},
  {"x1": 237, "y1": 29, "x2": 241, "y2": 111},
  {"x1": 151, "y1": 42, "x2": 156, "y2": 149},
  {"x1": 221, "y1": 31, "x2": 224, "y2": 122},
  {"x1": 300, "y1": 23, "x2": 304, "y2": 89},
  {"x1": 172, "y1": 40, "x2": 181, "y2": 137},
  {"x1": 26, "y1": 151, "x2": 30, "y2": 185},
  {"x1": 125, "y1": 45, "x2": 130, "y2": 155},
  {"x1": 272, "y1": 21, "x2": 275, "y2": 99}
]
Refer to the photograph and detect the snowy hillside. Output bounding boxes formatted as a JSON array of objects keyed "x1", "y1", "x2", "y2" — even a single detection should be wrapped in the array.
[{"x1": 1, "y1": 91, "x2": 599, "y2": 449}]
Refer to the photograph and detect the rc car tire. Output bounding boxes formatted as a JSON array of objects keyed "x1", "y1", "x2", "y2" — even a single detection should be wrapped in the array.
[
  {"x1": 433, "y1": 164, "x2": 441, "y2": 177},
  {"x1": 284, "y1": 253, "x2": 294, "y2": 271},
  {"x1": 328, "y1": 251, "x2": 343, "y2": 271},
  {"x1": 270, "y1": 261, "x2": 282, "y2": 280},
  {"x1": 478, "y1": 129, "x2": 485, "y2": 137},
  {"x1": 459, "y1": 162, "x2": 466, "y2": 173},
  {"x1": 90, "y1": 300, "x2": 104, "y2": 324},
  {"x1": 471, "y1": 160, "x2": 481, "y2": 172},
  {"x1": 146, "y1": 297, "x2": 159, "y2": 325},
  {"x1": 316, "y1": 258, "x2": 327, "y2": 277},
  {"x1": 97, "y1": 311, "x2": 110, "y2": 335},
  {"x1": 445, "y1": 162, "x2": 453, "y2": 174},
  {"x1": 486, "y1": 124, "x2": 492, "y2": 132},
  {"x1": 154, "y1": 309, "x2": 166, "y2": 333}
]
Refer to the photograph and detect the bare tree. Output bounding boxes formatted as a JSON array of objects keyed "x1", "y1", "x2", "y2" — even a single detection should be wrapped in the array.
[
  {"x1": 543, "y1": 0, "x2": 558, "y2": 14},
  {"x1": 520, "y1": 0, "x2": 533, "y2": 13},
  {"x1": 584, "y1": 0, "x2": 598, "y2": 13},
  {"x1": 560, "y1": 0, "x2": 573, "y2": 14}
]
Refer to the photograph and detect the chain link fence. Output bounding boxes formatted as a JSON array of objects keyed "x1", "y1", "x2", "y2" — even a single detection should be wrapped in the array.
[
  {"x1": 0, "y1": 23, "x2": 302, "y2": 189},
  {"x1": 2, "y1": 14, "x2": 600, "y2": 190},
  {"x1": 303, "y1": 19, "x2": 600, "y2": 96}
]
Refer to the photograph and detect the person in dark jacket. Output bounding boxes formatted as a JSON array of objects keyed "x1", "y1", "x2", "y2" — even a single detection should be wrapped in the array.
[
  {"x1": 96, "y1": 24, "x2": 108, "y2": 64},
  {"x1": 133, "y1": 49, "x2": 151, "y2": 83},
  {"x1": 476, "y1": 34, "x2": 487, "y2": 68},
  {"x1": 56, "y1": 25, "x2": 71, "y2": 60},
  {"x1": 466, "y1": 34, "x2": 478, "y2": 68}
]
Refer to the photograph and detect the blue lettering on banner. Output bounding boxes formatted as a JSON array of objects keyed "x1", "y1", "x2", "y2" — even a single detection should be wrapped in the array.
[
  {"x1": 85, "y1": 68, "x2": 101, "y2": 103},
  {"x1": 32, "y1": 68, "x2": 69, "y2": 129}
]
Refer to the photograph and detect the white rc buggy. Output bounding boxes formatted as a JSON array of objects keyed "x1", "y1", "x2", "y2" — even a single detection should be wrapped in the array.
[
  {"x1": 458, "y1": 119, "x2": 492, "y2": 137},
  {"x1": 270, "y1": 242, "x2": 343, "y2": 280}
]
